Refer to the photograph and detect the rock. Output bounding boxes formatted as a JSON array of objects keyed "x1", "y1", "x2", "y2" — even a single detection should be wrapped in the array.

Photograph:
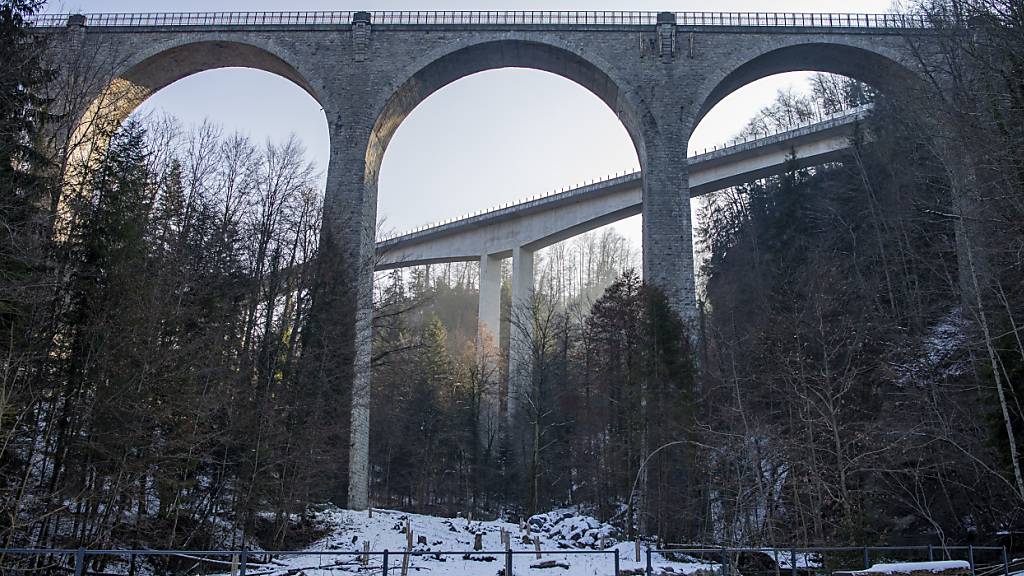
[{"x1": 531, "y1": 560, "x2": 570, "y2": 569}]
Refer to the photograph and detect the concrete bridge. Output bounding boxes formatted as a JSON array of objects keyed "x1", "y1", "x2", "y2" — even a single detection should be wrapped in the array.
[
  {"x1": 37, "y1": 10, "x2": 936, "y2": 509},
  {"x1": 372, "y1": 105, "x2": 870, "y2": 452},
  {"x1": 375, "y1": 105, "x2": 869, "y2": 269}
]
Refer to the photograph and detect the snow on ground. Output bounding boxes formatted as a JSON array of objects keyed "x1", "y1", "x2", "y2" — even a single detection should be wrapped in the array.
[
  {"x1": 862, "y1": 561, "x2": 971, "y2": 574},
  {"x1": 224, "y1": 506, "x2": 719, "y2": 575}
]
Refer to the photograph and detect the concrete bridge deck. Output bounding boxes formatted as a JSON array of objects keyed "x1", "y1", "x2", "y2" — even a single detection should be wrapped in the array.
[{"x1": 376, "y1": 104, "x2": 870, "y2": 269}]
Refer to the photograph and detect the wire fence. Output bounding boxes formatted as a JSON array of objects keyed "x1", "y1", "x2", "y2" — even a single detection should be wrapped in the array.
[
  {"x1": 29, "y1": 10, "x2": 930, "y2": 29},
  {"x1": 0, "y1": 545, "x2": 1011, "y2": 576},
  {"x1": 653, "y1": 546, "x2": 1011, "y2": 576},
  {"x1": 0, "y1": 547, "x2": 621, "y2": 575}
]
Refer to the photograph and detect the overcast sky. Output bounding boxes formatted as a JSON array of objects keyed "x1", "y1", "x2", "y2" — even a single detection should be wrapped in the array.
[{"x1": 43, "y1": 0, "x2": 894, "y2": 245}]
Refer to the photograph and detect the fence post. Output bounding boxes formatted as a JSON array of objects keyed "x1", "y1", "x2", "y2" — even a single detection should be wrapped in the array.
[
  {"x1": 864, "y1": 547, "x2": 870, "y2": 569},
  {"x1": 614, "y1": 549, "x2": 620, "y2": 576},
  {"x1": 383, "y1": 549, "x2": 389, "y2": 576},
  {"x1": 505, "y1": 548, "x2": 513, "y2": 576},
  {"x1": 929, "y1": 545, "x2": 935, "y2": 562},
  {"x1": 1003, "y1": 547, "x2": 1010, "y2": 576},
  {"x1": 239, "y1": 550, "x2": 248, "y2": 576},
  {"x1": 646, "y1": 547, "x2": 653, "y2": 576},
  {"x1": 73, "y1": 548, "x2": 85, "y2": 576},
  {"x1": 968, "y1": 545, "x2": 975, "y2": 576},
  {"x1": 722, "y1": 549, "x2": 729, "y2": 576},
  {"x1": 791, "y1": 549, "x2": 797, "y2": 576}
]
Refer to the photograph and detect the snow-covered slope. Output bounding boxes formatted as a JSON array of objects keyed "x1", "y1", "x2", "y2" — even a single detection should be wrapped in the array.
[{"x1": 233, "y1": 507, "x2": 718, "y2": 575}]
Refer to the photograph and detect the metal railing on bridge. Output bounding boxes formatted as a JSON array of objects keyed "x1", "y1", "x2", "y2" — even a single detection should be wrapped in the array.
[
  {"x1": 29, "y1": 10, "x2": 930, "y2": 29},
  {"x1": 675, "y1": 12, "x2": 927, "y2": 28},
  {"x1": 27, "y1": 11, "x2": 355, "y2": 27}
]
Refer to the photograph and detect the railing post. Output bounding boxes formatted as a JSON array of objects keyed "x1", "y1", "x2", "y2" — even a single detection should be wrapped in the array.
[
  {"x1": 722, "y1": 549, "x2": 729, "y2": 576},
  {"x1": 646, "y1": 547, "x2": 653, "y2": 576},
  {"x1": 968, "y1": 545, "x2": 975, "y2": 576},
  {"x1": 791, "y1": 549, "x2": 797, "y2": 576},
  {"x1": 863, "y1": 547, "x2": 870, "y2": 569},
  {"x1": 506, "y1": 548, "x2": 513, "y2": 576},
  {"x1": 614, "y1": 549, "x2": 620, "y2": 576},
  {"x1": 73, "y1": 548, "x2": 85, "y2": 576},
  {"x1": 929, "y1": 545, "x2": 935, "y2": 562},
  {"x1": 383, "y1": 549, "x2": 389, "y2": 576},
  {"x1": 1003, "y1": 547, "x2": 1010, "y2": 576},
  {"x1": 239, "y1": 550, "x2": 248, "y2": 576}
]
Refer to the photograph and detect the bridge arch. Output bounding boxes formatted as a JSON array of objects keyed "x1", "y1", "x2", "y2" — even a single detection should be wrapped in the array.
[
  {"x1": 356, "y1": 37, "x2": 649, "y2": 509},
  {"x1": 59, "y1": 36, "x2": 327, "y2": 236},
  {"x1": 690, "y1": 38, "x2": 923, "y2": 130},
  {"x1": 71, "y1": 36, "x2": 322, "y2": 138},
  {"x1": 114, "y1": 36, "x2": 318, "y2": 102},
  {"x1": 366, "y1": 37, "x2": 649, "y2": 183},
  {"x1": 64, "y1": 37, "x2": 324, "y2": 214}
]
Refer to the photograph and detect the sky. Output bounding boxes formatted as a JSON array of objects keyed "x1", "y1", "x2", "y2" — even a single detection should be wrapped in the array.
[{"x1": 42, "y1": 0, "x2": 894, "y2": 247}]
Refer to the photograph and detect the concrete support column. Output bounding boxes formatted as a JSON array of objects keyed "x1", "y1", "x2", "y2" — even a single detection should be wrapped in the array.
[
  {"x1": 508, "y1": 246, "x2": 535, "y2": 425},
  {"x1": 478, "y1": 253, "x2": 502, "y2": 344},
  {"x1": 477, "y1": 253, "x2": 503, "y2": 449}
]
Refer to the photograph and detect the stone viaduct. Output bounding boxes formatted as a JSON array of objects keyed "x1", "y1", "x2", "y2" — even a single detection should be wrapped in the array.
[{"x1": 35, "y1": 10, "x2": 935, "y2": 510}]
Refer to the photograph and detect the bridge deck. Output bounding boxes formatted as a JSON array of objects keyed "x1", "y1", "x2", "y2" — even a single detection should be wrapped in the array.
[{"x1": 377, "y1": 104, "x2": 870, "y2": 256}]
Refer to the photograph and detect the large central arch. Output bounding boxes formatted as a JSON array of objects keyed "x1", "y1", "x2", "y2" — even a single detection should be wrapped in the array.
[
  {"x1": 342, "y1": 37, "x2": 650, "y2": 509},
  {"x1": 366, "y1": 38, "x2": 649, "y2": 182}
]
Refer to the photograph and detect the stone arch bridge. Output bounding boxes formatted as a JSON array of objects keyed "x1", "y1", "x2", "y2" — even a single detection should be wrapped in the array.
[{"x1": 35, "y1": 10, "x2": 938, "y2": 510}]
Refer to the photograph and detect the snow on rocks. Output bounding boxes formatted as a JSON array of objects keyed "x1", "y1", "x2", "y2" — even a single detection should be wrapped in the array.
[{"x1": 526, "y1": 509, "x2": 618, "y2": 549}]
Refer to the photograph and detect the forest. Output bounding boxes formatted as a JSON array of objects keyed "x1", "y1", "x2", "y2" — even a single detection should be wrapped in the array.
[{"x1": 1, "y1": 0, "x2": 1023, "y2": 554}]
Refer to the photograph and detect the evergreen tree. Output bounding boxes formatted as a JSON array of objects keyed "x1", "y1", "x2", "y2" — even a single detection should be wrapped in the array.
[{"x1": 583, "y1": 271, "x2": 696, "y2": 540}]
